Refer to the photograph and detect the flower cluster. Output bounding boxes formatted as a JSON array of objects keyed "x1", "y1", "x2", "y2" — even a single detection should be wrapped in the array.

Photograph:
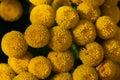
[{"x1": 0, "y1": 0, "x2": 120, "y2": 80}]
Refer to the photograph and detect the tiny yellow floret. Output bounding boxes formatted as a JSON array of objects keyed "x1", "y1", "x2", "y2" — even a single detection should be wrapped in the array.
[
  {"x1": 30, "y1": 4, "x2": 55, "y2": 28},
  {"x1": 49, "y1": 26, "x2": 72, "y2": 51},
  {"x1": 48, "y1": 50, "x2": 74, "y2": 73},
  {"x1": 28, "y1": 56, "x2": 52, "y2": 79},
  {"x1": 73, "y1": 64, "x2": 98, "y2": 80},
  {"x1": 1, "y1": 30, "x2": 28, "y2": 58},
  {"x1": 24, "y1": 24, "x2": 50, "y2": 48},
  {"x1": 0, "y1": 0, "x2": 23, "y2": 21},
  {"x1": 72, "y1": 20, "x2": 96, "y2": 46}
]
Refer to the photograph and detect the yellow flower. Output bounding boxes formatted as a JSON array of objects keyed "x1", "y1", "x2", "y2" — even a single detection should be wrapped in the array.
[
  {"x1": 49, "y1": 26, "x2": 72, "y2": 51},
  {"x1": 103, "y1": 39, "x2": 120, "y2": 64},
  {"x1": 1, "y1": 30, "x2": 28, "y2": 58},
  {"x1": 96, "y1": 60, "x2": 120, "y2": 80},
  {"x1": 96, "y1": 16, "x2": 117, "y2": 39},
  {"x1": 24, "y1": 24, "x2": 50, "y2": 48},
  {"x1": 72, "y1": 20, "x2": 96, "y2": 45},
  {"x1": 79, "y1": 42, "x2": 104, "y2": 66},
  {"x1": 48, "y1": 50, "x2": 74, "y2": 73},
  {"x1": 28, "y1": 56, "x2": 52, "y2": 79},
  {"x1": 0, "y1": 0, "x2": 23, "y2": 21},
  {"x1": 30, "y1": 4, "x2": 55, "y2": 28},
  {"x1": 77, "y1": 3, "x2": 101, "y2": 22},
  {"x1": 56, "y1": 6, "x2": 79, "y2": 29},
  {"x1": 73, "y1": 64, "x2": 98, "y2": 80}
]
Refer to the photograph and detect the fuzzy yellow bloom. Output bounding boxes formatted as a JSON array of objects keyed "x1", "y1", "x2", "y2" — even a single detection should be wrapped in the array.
[
  {"x1": 52, "y1": 72, "x2": 73, "y2": 80},
  {"x1": 79, "y1": 42, "x2": 104, "y2": 67},
  {"x1": 77, "y1": 3, "x2": 101, "y2": 22},
  {"x1": 8, "y1": 52, "x2": 32, "y2": 74},
  {"x1": 0, "y1": 0, "x2": 23, "y2": 22},
  {"x1": 1, "y1": 30, "x2": 28, "y2": 58},
  {"x1": 72, "y1": 20, "x2": 96, "y2": 46},
  {"x1": 96, "y1": 16, "x2": 117, "y2": 39},
  {"x1": 96, "y1": 60, "x2": 120, "y2": 80},
  {"x1": 28, "y1": 56, "x2": 52, "y2": 79},
  {"x1": 13, "y1": 72, "x2": 39, "y2": 80},
  {"x1": 30, "y1": 4, "x2": 55, "y2": 28},
  {"x1": 73, "y1": 64, "x2": 98, "y2": 80},
  {"x1": 29, "y1": 0, "x2": 51, "y2": 5},
  {"x1": 24, "y1": 24, "x2": 50, "y2": 48},
  {"x1": 103, "y1": 39, "x2": 120, "y2": 64},
  {"x1": 0, "y1": 63, "x2": 16, "y2": 80},
  {"x1": 101, "y1": 5, "x2": 120, "y2": 24},
  {"x1": 49, "y1": 26, "x2": 72, "y2": 51},
  {"x1": 48, "y1": 50, "x2": 74, "y2": 73},
  {"x1": 56, "y1": 6, "x2": 79, "y2": 29}
]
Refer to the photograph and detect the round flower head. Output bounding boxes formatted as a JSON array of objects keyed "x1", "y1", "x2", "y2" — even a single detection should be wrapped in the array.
[
  {"x1": 1, "y1": 30, "x2": 28, "y2": 58},
  {"x1": 0, "y1": 63, "x2": 16, "y2": 80},
  {"x1": 52, "y1": 72, "x2": 73, "y2": 80},
  {"x1": 96, "y1": 16, "x2": 117, "y2": 39},
  {"x1": 48, "y1": 26, "x2": 72, "y2": 51},
  {"x1": 101, "y1": 5, "x2": 120, "y2": 24},
  {"x1": 8, "y1": 52, "x2": 32, "y2": 74},
  {"x1": 29, "y1": 0, "x2": 51, "y2": 5},
  {"x1": 77, "y1": 3, "x2": 101, "y2": 22},
  {"x1": 0, "y1": 0, "x2": 23, "y2": 22},
  {"x1": 103, "y1": 0, "x2": 118, "y2": 6},
  {"x1": 30, "y1": 4, "x2": 55, "y2": 28},
  {"x1": 13, "y1": 72, "x2": 39, "y2": 80},
  {"x1": 103, "y1": 39, "x2": 120, "y2": 64},
  {"x1": 48, "y1": 50, "x2": 74, "y2": 73},
  {"x1": 28, "y1": 56, "x2": 52, "y2": 79},
  {"x1": 96, "y1": 60, "x2": 120, "y2": 80},
  {"x1": 56, "y1": 6, "x2": 79, "y2": 29},
  {"x1": 73, "y1": 64, "x2": 98, "y2": 80},
  {"x1": 79, "y1": 42, "x2": 104, "y2": 66},
  {"x1": 24, "y1": 24, "x2": 50, "y2": 48},
  {"x1": 51, "y1": 0, "x2": 71, "y2": 11},
  {"x1": 72, "y1": 20, "x2": 96, "y2": 46}
]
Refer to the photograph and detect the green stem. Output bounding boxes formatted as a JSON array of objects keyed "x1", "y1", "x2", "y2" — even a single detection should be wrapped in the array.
[{"x1": 71, "y1": 44, "x2": 79, "y2": 59}]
